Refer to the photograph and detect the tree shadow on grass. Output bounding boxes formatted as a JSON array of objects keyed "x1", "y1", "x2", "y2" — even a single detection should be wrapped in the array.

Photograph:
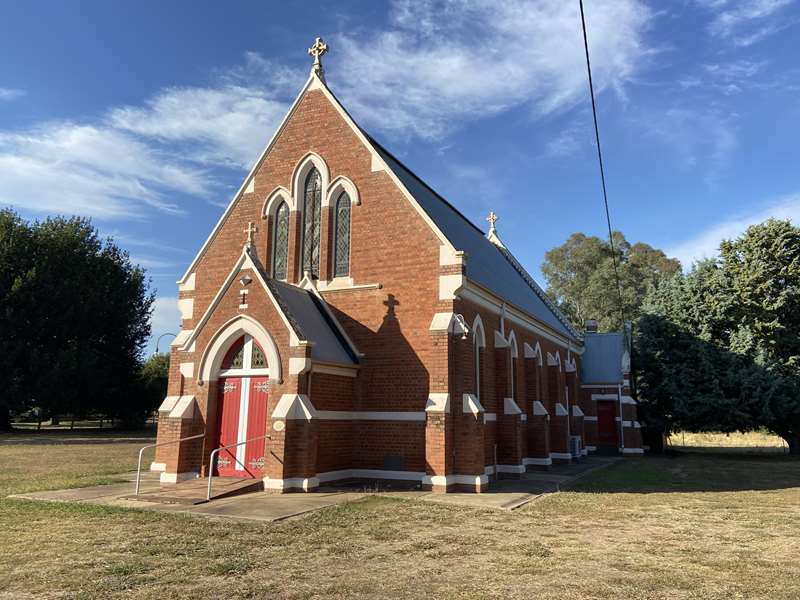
[{"x1": 567, "y1": 452, "x2": 800, "y2": 494}]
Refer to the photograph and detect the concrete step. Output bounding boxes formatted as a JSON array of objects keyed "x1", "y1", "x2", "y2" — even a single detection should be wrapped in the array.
[{"x1": 124, "y1": 477, "x2": 263, "y2": 505}]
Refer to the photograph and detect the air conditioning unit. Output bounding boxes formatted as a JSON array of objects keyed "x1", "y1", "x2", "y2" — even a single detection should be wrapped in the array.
[{"x1": 569, "y1": 435, "x2": 583, "y2": 459}]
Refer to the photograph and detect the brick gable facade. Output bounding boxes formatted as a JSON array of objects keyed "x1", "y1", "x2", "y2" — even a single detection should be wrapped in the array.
[{"x1": 153, "y1": 65, "x2": 641, "y2": 493}]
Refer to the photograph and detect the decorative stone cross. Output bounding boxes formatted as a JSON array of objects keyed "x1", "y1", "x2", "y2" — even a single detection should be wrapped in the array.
[
  {"x1": 486, "y1": 211, "x2": 498, "y2": 234},
  {"x1": 308, "y1": 37, "x2": 328, "y2": 78},
  {"x1": 244, "y1": 221, "x2": 257, "y2": 247}
]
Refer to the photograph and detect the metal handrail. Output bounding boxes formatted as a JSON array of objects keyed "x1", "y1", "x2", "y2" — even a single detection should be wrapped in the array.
[
  {"x1": 207, "y1": 434, "x2": 271, "y2": 501},
  {"x1": 134, "y1": 432, "x2": 206, "y2": 495}
]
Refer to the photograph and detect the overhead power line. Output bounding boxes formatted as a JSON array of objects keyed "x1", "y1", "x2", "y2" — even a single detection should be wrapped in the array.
[{"x1": 578, "y1": 0, "x2": 627, "y2": 331}]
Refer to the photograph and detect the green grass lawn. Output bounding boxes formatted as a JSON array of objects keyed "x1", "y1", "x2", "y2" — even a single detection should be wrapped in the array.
[{"x1": 0, "y1": 437, "x2": 798, "y2": 599}]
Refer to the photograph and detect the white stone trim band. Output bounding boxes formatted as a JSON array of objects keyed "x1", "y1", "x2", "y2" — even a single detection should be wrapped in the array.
[
  {"x1": 316, "y1": 411, "x2": 426, "y2": 421},
  {"x1": 523, "y1": 457, "x2": 553, "y2": 466}
]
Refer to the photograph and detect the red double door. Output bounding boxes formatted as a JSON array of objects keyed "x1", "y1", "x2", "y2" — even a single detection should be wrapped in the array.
[{"x1": 215, "y1": 376, "x2": 268, "y2": 478}]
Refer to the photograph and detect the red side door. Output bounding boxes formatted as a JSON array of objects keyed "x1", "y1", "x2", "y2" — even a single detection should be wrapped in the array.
[
  {"x1": 216, "y1": 377, "x2": 241, "y2": 477},
  {"x1": 597, "y1": 401, "x2": 618, "y2": 446},
  {"x1": 243, "y1": 376, "x2": 269, "y2": 477}
]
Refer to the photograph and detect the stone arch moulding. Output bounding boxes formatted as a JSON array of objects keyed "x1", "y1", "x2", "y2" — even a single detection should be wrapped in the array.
[
  {"x1": 326, "y1": 175, "x2": 360, "y2": 207},
  {"x1": 547, "y1": 350, "x2": 562, "y2": 371},
  {"x1": 198, "y1": 314, "x2": 283, "y2": 385},
  {"x1": 472, "y1": 314, "x2": 486, "y2": 348},
  {"x1": 291, "y1": 152, "x2": 330, "y2": 210},
  {"x1": 524, "y1": 341, "x2": 543, "y2": 366},
  {"x1": 262, "y1": 186, "x2": 293, "y2": 218},
  {"x1": 507, "y1": 330, "x2": 519, "y2": 358}
]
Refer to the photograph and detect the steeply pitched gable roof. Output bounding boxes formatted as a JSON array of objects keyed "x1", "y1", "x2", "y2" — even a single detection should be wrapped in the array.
[
  {"x1": 367, "y1": 137, "x2": 581, "y2": 341},
  {"x1": 267, "y1": 278, "x2": 358, "y2": 365},
  {"x1": 177, "y1": 70, "x2": 580, "y2": 343},
  {"x1": 581, "y1": 332, "x2": 623, "y2": 383}
]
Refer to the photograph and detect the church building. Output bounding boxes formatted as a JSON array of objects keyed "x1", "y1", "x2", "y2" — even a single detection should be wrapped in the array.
[{"x1": 153, "y1": 39, "x2": 642, "y2": 494}]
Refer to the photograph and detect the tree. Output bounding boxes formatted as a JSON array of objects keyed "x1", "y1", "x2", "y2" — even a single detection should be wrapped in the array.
[
  {"x1": 542, "y1": 231, "x2": 681, "y2": 331},
  {"x1": 0, "y1": 210, "x2": 36, "y2": 428},
  {"x1": 636, "y1": 219, "x2": 800, "y2": 453},
  {"x1": 128, "y1": 352, "x2": 170, "y2": 427},
  {"x1": 719, "y1": 219, "x2": 800, "y2": 452},
  {"x1": 0, "y1": 210, "x2": 154, "y2": 428}
]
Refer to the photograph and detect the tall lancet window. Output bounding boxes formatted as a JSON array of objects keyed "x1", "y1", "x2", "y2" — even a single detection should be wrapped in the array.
[
  {"x1": 474, "y1": 333, "x2": 482, "y2": 401},
  {"x1": 272, "y1": 201, "x2": 289, "y2": 280},
  {"x1": 302, "y1": 168, "x2": 322, "y2": 278},
  {"x1": 334, "y1": 192, "x2": 351, "y2": 277}
]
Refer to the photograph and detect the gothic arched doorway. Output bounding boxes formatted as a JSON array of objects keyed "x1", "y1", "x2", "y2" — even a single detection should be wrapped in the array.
[{"x1": 214, "y1": 334, "x2": 269, "y2": 478}]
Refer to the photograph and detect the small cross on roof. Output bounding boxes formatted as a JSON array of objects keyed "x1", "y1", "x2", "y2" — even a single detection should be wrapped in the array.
[
  {"x1": 486, "y1": 211, "x2": 498, "y2": 233},
  {"x1": 308, "y1": 37, "x2": 328, "y2": 78}
]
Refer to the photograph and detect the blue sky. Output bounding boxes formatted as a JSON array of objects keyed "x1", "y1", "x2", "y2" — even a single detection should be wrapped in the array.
[{"x1": 1, "y1": 0, "x2": 798, "y2": 354}]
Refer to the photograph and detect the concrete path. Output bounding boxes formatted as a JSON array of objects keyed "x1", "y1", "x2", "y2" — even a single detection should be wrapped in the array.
[
  {"x1": 9, "y1": 471, "x2": 366, "y2": 523},
  {"x1": 8, "y1": 457, "x2": 620, "y2": 522},
  {"x1": 377, "y1": 456, "x2": 620, "y2": 511}
]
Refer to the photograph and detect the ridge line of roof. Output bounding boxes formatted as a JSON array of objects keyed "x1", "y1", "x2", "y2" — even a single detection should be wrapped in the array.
[
  {"x1": 263, "y1": 277, "x2": 307, "y2": 341},
  {"x1": 362, "y1": 132, "x2": 581, "y2": 342},
  {"x1": 362, "y1": 132, "x2": 487, "y2": 238},
  {"x1": 494, "y1": 244, "x2": 583, "y2": 340}
]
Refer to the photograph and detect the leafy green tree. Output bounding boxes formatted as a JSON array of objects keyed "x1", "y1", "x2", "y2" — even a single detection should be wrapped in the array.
[
  {"x1": 0, "y1": 210, "x2": 36, "y2": 428},
  {"x1": 636, "y1": 219, "x2": 800, "y2": 453},
  {"x1": 719, "y1": 219, "x2": 800, "y2": 452},
  {"x1": 542, "y1": 231, "x2": 681, "y2": 331},
  {"x1": 0, "y1": 209, "x2": 154, "y2": 429},
  {"x1": 128, "y1": 352, "x2": 170, "y2": 427}
]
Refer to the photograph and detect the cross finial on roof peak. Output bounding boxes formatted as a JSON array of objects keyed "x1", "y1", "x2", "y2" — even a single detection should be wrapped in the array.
[
  {"x1": 486, "y1": 211, "x2": 498, "y2": 234},
  {"x1": 486, "y1": 211, "x2": 506, "y2": 248},
  {"x1": 308, "y1": 37, "x2": 329, "y2": 82}
]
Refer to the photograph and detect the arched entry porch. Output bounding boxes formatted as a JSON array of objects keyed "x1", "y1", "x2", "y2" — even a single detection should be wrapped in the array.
[
  {"x1": 197, "y1": 315, "x2": 284, "y2": 480},
  {"x1": 214, "y1": 335, "x2": 269, "y2": 477}
]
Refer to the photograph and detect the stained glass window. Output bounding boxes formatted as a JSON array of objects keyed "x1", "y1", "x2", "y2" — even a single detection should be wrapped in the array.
[
  {"x1": 223, "y1": 338, "x2": 245, "y2": 370},
  {"x1": 251, "y1": 343, "x2": 267, "y2": 368},
  {"x1": 334, "y1": 192, "x2": 351, "y2": 277},
  {"x1": 272, "y1": 201, "x2": 289, "y2": 280},
  {"x1": 302, "y1": 168, "x2": 322, "y2": 278}
]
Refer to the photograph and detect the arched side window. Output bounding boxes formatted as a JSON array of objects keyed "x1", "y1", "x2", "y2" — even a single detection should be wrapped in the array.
[
  {"x1": 472, "y1": 317, "x2": 485, "y2": 402},
  {"x1": 302, "y1": 168, "x2": 322, "y2": 278},
  {"x1": 474, "y1": 333, "x2": 482, "y2": 402},
  {"x1": 272, "y1": 201, "x2": 289, "y2": 280},
  {"x1": 508, "y1": 333, "x2": 518, "y2": 401},
  {"x1": 334, "y1": 192, "x2": 351, "y2": 277}
]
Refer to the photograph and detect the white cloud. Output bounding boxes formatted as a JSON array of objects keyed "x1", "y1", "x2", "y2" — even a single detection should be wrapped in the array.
[
  {"x1": 697, "y1": 0, "x2": 795, "y2": 45},
  {"x1": 545, "y1": 123, "x2": 589, "y2": 158},
  {"x1": 0, "y1": 54, "x2": 297, "y2": 221},
  {"x1": 333, "y1": 0, "x2": 653, "y2": 140},
  {"x1": 667, "y1": 193, "x2": 800, "y2": 268},
  {"x1": 0, "y1": 123, "x2": 212, "y2": 219},
  {"x1": 633, "y1": 107, "x2": 737, "y2": 177},
  {"x1": 109, "y1": 85, "x2": 288, "y2": 169},
  {"x1": 0, "y1": 87, "x2": 25, "y2": 101}
]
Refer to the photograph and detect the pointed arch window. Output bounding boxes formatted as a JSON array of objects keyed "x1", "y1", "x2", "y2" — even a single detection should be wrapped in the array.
[
  {"x1": 272, "y1": 201, "x2": 289, "y2": 280},
  {"x1": 334, "y1": 192, "x2": 351, "y2": 277},
  {"x1": 302, "y1": 168, "x2": 322, "y2": 278},
  {"x1": 474, "y1": 333, "x2": 482, "y2": 401}
]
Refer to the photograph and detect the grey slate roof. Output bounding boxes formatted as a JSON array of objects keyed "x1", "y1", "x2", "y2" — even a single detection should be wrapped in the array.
[
  {"x1": 367, "y1": 138, "x2": 581, "y2": 341},
  {"x1": 581, "y1": 333, "x2": 624, "y2": 384},
  {"x1": 266, "y1": 278, "x2": 357, "y2": 366}
]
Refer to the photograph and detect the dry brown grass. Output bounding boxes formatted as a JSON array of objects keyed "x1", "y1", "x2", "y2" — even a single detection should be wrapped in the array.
[
  {"x1": 1, "y1": 439, "x2": 798, "y2": 599},
  {"x1": 668, "y1": 430, "x2": 788, "y2": 453}
]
